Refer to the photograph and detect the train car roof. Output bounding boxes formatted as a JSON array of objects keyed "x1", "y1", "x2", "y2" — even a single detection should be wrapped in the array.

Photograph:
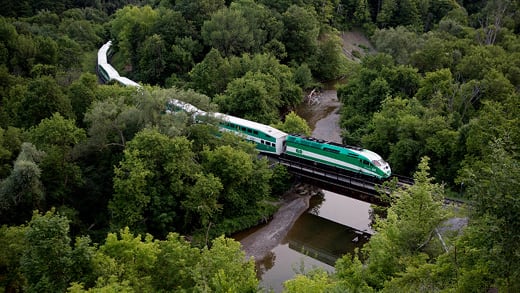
[
  {"x1": 97, "y1": 41, "x2": 111, "y2": 64},
  {"x1": 99, "y1": 63, "x2": 120, "y2": 79},
  {"x1": 288, "y1": 134, "x2": 384, "y2": 161},
  {"x1": 168, "y1": 99, "x2": 204, "y2": 114},
  {"x1": 113, "y1": 76, "x2": 140, "y2": 87},
  {"x1": 354, "y1": 148, "x2": 383, "y2": 161},
  {"x1": 212, "y1": 112, "x2": 288, "y2": 139},
  {"x1": 167, "y1": 99, "x2": 287, "y2": 139}
]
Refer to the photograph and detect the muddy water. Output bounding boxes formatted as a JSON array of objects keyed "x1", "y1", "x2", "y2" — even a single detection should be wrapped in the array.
[
  {"x1": 236, "y1": 90, "x2": 374, "y2": 292},
  {"x1": 257, "y1": 193, "x2": 373, "y2": 292}
]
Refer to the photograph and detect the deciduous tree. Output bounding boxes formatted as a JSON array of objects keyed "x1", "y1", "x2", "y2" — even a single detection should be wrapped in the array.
[
  {"x1": 27, "y1": 113, "x2": 86, "y2": 205},
  {"x1": 21, "y1": 210, "x2": 73, "y2": 292},
  {"x1": 363, "y1": 157, "x2": 447, "y2": 289},
  {"x1": 215, "y1": 71, "x2": 281, "y2": 124},
  {"x1": 110, "y1": 128, "x2": 199, "y2": 236},
  {"x1": 272, "y1": 111, "x2": 311, "y2": 136},
  {"x1": 0, "y1": 142, "x2": 45, "y2": 224},
  {"x1": 201, "y1": 7, "x2": 254, "y2": 57},
  {"x1": 281, "y1": 5, "x2": 319, "y2": 64}
]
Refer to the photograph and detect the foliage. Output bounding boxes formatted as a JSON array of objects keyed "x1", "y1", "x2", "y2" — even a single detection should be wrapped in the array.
[
  {"x1": 0, "y1": 1, "x2": 519, "y2": 292},
  {"x1": 193, "y1": 236, "x2": 258, "y2": 292},
  {"x1": 95, "y1": 227, "x2": 158, "y2": 292},
  {"x1": 201, "y1": 7, "x2": 254, "y2": 57},
  {"x1": 361, "y1": 97, "x2": 459, "y2": 179},
  {"x1": 14, "y1": 76, "x2": 74, "y2": 128},
  {"x1": 372, "y1": 26, "x2": 423, "y2": 64},
  {"x1": 173, "y1": 0, "x2": 226, "y2": 30},
  {"x1": 338, "y1": 53, "x2": 421, "y2": 144},
  {"x1": 201, "y1": 145, "x2": 271, "y2": 219},
  {"x1": 68, "y1": 73, "x2": 98, "y2": 127},
  {"x1": 0, "y1": 126, "x2": 23, "y2": 178},
  {"x1": 454, "y1": 142, "x2": 520, "y2": 291},
  {"x1": 312, "y1": 33, "x2": 350, "y2": 81},
  {"x1": 281, "y1": 5, "x2": 319, "y2": 64},
  {"x1": 230, "y1": 0, "x2": 284, "y2": 52},
  {"x1": 334, "y1": 251, "x2": 374, "y2": 292},
  {"x1": 182, "y1": 172, "x2": 223, "y2": 235},
  {"x1": 269, "y1": 163, "x2": 293, "y2": 196},
  {"x1": 189, "y1": 48, "x2": 231, "y2": 97},
  {"x1": 0, "y1": 142, "x2": 45, "y2": 224},
  {"x1": 67, "y1": 229, "x2": 257, "y2": 292},
  {"x1": 284, "y1": 269, "x2": 334, "y2": 292},
  {"x1": 136, "y1": 34, "x2": 167, "y2": 85},
  {"x1": 191, "y1": 51, "x2": 303, "y2": 118},
  {"x1": 21, "y1": 210, "x2": 95, "y2": 293},
  {"x1": 110, "y1": 5, "x2": 159, "y2": 68},
  {"x1": 272, "y1": 111, "x2": 312, "y2": 136},
  {"x1": 215, "y1": 71, "x2": 281, "y2": 124},
  {"x1": 110, "y1": 128, "x2": 198, "y2": 236},
  {"x1": 150, "y1": 232, "x2": 200, "y2": 291},
  {"x1": 0, "y1": 224, "x2": 27, "y2": 292},
  {"x1": 27, "y1": 113, "x2": 86, "y2": 206},
  {"x1": 84, "y1": 96, "x2": 142, "y2": 150},
  {"x1": 362, "y1": 157, "x2": 447, "y2": 288}
]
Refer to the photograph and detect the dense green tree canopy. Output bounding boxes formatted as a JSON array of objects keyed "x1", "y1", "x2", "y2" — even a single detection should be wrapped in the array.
[
  {"x1": 110, "y1": 128, "x2": 198, "y2": 236},
  {"x1": 201, "y1": 7, "x2": 254, "y2": 57},
  {"x1": 0, "y1": 1, "x2": 519, "y2": 292}
]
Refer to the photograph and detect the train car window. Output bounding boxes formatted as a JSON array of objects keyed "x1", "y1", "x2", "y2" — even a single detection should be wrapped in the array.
[
  {"x1": 253, "y1": 130, "x2": 258, "y2": 135},
  {"x1": 323, "y1": 147, "x2": 339, "y2": 154},
  {"x1": 241, "y1": 126, "x2": 246, "y2": 131},
  {"x1": 363, "y1": 160, "x2": 369, "y2": 165},
  {"x1": 247, "y1": 129, "x2": 252, "y2": 133}
]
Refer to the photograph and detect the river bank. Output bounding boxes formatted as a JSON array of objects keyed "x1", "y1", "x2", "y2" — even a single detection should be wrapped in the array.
[{"x1": 237, "y1": 90, "x2": 343, "y2": 262}]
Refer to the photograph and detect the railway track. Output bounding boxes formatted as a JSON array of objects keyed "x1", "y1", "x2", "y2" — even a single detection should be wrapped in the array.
[{"x1": 389, "y1": 174, "x2": 415, "y2": 186}]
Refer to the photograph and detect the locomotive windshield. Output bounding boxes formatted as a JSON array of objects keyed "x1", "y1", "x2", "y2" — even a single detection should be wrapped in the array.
[{"x1": 372, "y1": 159, "x2": 388, "y2": 167}]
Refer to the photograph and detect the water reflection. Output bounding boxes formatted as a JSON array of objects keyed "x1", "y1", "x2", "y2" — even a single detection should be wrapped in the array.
[
  {"x1": 310, "y1": 190, "x2": 374, "y2": 234},
  {"x1": 257, "y1": 190, "x2": 374, "y2": 292},
  {"x1": 258, "y1": 244, "x2": 334, "y2": 293}
]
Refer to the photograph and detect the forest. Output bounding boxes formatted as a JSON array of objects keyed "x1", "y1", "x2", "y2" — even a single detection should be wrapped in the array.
[{"x1": 0, "y1": 0, "x2": 519, "y2": 292}]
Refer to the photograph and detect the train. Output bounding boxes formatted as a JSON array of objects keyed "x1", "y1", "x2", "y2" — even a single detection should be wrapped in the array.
[
  {"x1": 168, "y1": 100, "x2": 392, "y2": 180},
  {"x1": 98, "y1": 41, "x2": 392, "y2": 180}
]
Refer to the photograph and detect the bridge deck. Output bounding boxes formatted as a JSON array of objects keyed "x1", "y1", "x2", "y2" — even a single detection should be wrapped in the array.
[{"x1": 266, "y1": 155, "x2": 412, "y2": 205}]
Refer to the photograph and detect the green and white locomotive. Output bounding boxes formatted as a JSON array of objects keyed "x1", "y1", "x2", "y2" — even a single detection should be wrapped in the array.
[{"x1": 285, "y1": 135, "x2": 391, "y2": 180}]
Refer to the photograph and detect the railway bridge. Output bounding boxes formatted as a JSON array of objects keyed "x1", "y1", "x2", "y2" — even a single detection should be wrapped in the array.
[{"x1": 267, "y1": 155, "x2": 414, "y2": 205}]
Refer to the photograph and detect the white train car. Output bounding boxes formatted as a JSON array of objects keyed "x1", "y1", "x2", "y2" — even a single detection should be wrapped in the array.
[
  {"x1": 113, "y1": 76, "x2": 141, "y2": 87},
  {"x1": 97, "y1": 41, "x2": 141, "y2": 88}
]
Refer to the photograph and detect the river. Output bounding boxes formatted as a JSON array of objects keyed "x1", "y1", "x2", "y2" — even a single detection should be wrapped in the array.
[
  {"x1": 235, "y1": 90, "x2": 375, "y2": 292},
  {"x1": 256, "y1": 192, "x2": 373, "y2": 292}
]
